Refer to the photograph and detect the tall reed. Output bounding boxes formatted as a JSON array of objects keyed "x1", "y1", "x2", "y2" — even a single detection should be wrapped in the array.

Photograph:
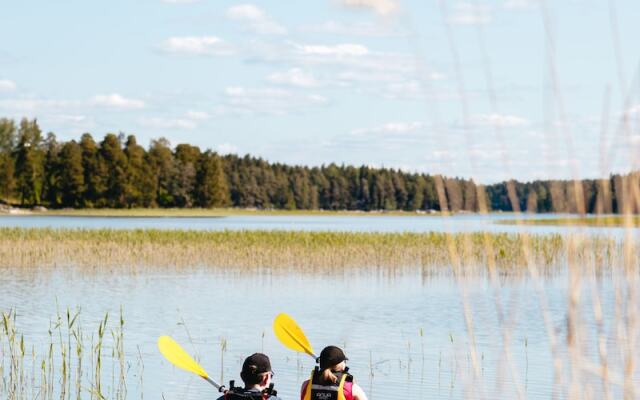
[{"x1": 0, "y1": 227, "x2": 621, "y2": 274}]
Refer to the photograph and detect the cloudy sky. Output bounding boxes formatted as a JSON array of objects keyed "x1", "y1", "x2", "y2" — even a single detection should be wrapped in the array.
[{"x1": 1, "y1": 0, "x2": 639, "y2": 183}]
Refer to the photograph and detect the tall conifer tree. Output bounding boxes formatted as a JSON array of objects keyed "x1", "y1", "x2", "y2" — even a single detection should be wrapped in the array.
[
  {"x1": 195, "y1": 152, "x2": 230, "y2": 208},
  {"x1": 13, "y1": 118, "x2": 44, "y2": 205},
  {"x1": 0, "y1": 119, "x2": 16, "y2": 201},
  {"x1": 59, "y1": 141, "x2": 85, "y2": 207}
]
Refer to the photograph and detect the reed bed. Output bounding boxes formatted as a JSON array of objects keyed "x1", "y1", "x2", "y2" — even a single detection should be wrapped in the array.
[
  {"x1": 0, "y1": 309, "x2": 129, "y2": 400},
  {"x1": 0, "y1": 227, "x2": 620, "y2": 273}
]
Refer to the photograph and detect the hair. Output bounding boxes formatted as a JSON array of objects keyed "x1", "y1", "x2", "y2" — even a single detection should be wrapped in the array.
[
  {"x1": 320, "y1": 368, "x2": 338, "y2": 384},
  {"x1": 240, "y1": 365, "x2": 267, "y2": 386}
]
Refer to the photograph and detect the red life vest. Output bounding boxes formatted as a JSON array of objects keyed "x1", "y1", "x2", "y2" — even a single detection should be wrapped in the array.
[{"x1": 301, "y1": 370, "x2": 353, "y2": 400}]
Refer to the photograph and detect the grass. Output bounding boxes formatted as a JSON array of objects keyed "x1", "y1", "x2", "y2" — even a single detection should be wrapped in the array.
[
  {"x1": 0, "y1": 308, "x2": 129, "y2": 400},
  {"x1": 0, "y1": 227, "x2": 620, "y2": 272},
  {"x1": 1, "y1": 207, "x2": 449, "y2": 218},
  {"x1": 497, "y1": 215, "x2": 640, "y2": 227}
]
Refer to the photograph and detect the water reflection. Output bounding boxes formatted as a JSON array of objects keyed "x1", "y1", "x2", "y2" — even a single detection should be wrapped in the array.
[
  {"x1": 1, "y1": 265, "x2": 637, "y2": 399},
  {"x1": 0, "y1": 213, "x2": 637, "y2": 237}
]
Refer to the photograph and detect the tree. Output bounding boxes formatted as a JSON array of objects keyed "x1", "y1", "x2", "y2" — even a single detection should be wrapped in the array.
[
  {"x1": 59, "y1": 141, "x2": 85, "y2": 207},
  {"x1": 13, "y1": 118, "x2": 44, "y2": 205},
  {"x1": 99, "y1": 133, "x2": 128, "y2": 207},
  {"x1": 407, "y1": 175, "x2": 426, "y2": 211},
  {"x1": 42, "y1": 132, "x2": 62, "y2": 206},
  {"x1": 124, "y1": 135, "x2": 156, "y2": 207},
  {"x1": 79, "y1": 133, "x2": 105, "y2": 207},
  {"x1": 444, "y1": 178, "x2": 463, "y2": 212},
  {"x1": 195, "y1": 152, "x2": 230, "y2": 208},
  {"x1": 172, "y1": 144, "x2": 201, "y2": 207},
  {"x1": 148, "y1": 138, "x2": 174, "y2": 207},
  {"x1": 392, "y1": 172, "x2": 408, "y2": 210},
  {"x1": 0, "y1": 119, "x2": 16, "y2": 201}
]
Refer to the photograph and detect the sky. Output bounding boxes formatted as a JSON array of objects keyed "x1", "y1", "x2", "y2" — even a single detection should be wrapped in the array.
[{"x1": 1, "y1": 0, "x2": 639, "y2": 183}]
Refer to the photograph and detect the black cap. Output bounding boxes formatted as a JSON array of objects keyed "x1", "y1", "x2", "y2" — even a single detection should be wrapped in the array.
[
  {"x1": 242, "y1": 353, "x2": 272, "y2": 376},
  {"x1": 319, "y1": 346, "x2": 348, "y2": 369}
]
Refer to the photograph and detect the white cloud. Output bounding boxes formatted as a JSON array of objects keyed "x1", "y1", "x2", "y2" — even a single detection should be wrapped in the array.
[
  {"x1": 246, "y1": 40, "x2": 419, "y2": 82},
  {"x1": 0, "y1": 80, "x2": 17, "y2": 92},
  {"x1": 56, "y1": 115, "x2": 88, "y2": 123},
  {"x1": 340, "y1": 0, "x2": 399, "y2": 16},
  {"x1": 472, "y1": 113, "x2": 529, "y2": 128},
  {"x1": 0, "y1": 98, "x2": 78, "y2": 112},
  {"x1": 268, "y1": 68, "x2": 318, "y2": 87},
  {"x1": 431, "y1": 150, "x2": 454, "y2": 160},
  {"x1": 383, "y1": 80, "x2": 426, "y2": 100},
  {"x1": 448, "y1": 3, "x2": 492, "y2": 25},
  {"x1": 300, "y1": 20, "x2": 405, "y2": 37},
  {"x1": 226, "y1": 4, "x2": 287, "y2": 35},
  {"x1": 429, "y1": 72, "x2": 446, "y2": 81},
  {"x1": 216, "y1": 86, "x2": 327, "y2": 116},
  {"x1": 139, "y1": 117, "x2": 196, "y2": 130},
  {"x1": 504, "y1": 0, "x2": 537, "y2": 10},
  {"x1": 626, "y1": 104, "x2": 640, "y2": 115},
  {"x1": 216, "y1": 143, "x2": 239, "y2": 154},
  {"x1": 337, "y1": 70, "x2": 401, "y2": 84},
  {"x1": 307, "y1": 94, "x2": 329, "y2": 105},
  {"x1": 47, "y1": 115, "x2": 96, "y2": 133},
  {"x1": 92, "y1": 94, "x2": 145, "y2": 109},
  {"x1": 189, "y1": 38, "x2": 435, "y2": 106},
  {"x1": 185, "y1": 110, "x2": 210, "y2": 120},
  {"x1": 160, "y1": 36, "x2": 234, "y2": 56},
  {"x1": 351, "y1": 121, "x2": 425, "y2": 136},
  {"x1": 298, "y1": 43, "x2": 369, "y2": 57}
]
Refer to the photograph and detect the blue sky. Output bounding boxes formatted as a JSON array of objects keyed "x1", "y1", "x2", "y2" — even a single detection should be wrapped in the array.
[{"x1": 1, "y1": 0, "x2": 639, "y2": 183}]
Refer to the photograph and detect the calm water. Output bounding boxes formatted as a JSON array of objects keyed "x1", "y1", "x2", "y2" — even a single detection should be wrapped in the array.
[
  {"x1": 1, "y1": 266, "x2": 637, "y2": 400},
  {"x1": 1, "y1": 215, "x2": 639, "y2": 399},
  {"x1": 0, "y1": 213, "x2": 635, "y2": 236}
]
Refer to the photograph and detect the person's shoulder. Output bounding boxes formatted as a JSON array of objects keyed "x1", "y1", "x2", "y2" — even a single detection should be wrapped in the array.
[
  {"x1": 269, "y1": 396, "x2": 283, "y2": 400},
  {"x1": 215, "y1": 395, "x2": 225, "y2": 400}
]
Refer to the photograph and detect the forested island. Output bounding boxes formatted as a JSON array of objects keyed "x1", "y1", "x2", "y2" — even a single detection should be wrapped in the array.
[{"x1": 0, "y1": 117, "x2": 636, "y2": 213}]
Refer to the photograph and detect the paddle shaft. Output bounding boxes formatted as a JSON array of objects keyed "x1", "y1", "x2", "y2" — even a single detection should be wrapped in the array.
[{"x1": 203, "y1": 376, "x2": 224, "y2": 391}]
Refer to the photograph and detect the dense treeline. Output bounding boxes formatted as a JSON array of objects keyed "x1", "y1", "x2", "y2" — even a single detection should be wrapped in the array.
[{"x1": 0, "y1": 117, "x2": 637, "y2": 213}]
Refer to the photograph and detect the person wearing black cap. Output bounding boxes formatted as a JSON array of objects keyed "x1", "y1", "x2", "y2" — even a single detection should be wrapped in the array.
[
  {"x1": 218, "y1": 353, "x2": 282, "y2": 400},
  {"x1": 300, "y1": 346, "x2": 368, "y2": 400}
]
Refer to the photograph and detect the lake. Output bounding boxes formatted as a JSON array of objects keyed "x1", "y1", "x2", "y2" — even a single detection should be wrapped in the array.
[
  {"x1": 0, "y1": 213, "x2": 635, "y2": 236},
  {"x1": 1, "y1": 214, "x2": 638, "y2": 399}
]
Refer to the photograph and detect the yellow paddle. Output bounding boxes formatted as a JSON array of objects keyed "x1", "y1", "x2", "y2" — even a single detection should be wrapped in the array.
[
  {"x1": 157, "y1": 335, "x2": 223, "y2": 391},
  {"x1": 273, "y1": 313, "x2": 317, "y2": 360}
]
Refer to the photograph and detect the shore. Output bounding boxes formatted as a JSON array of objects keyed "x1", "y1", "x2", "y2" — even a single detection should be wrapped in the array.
[
  {"x1": 0, "y1": 206, "x2": 448, "y2": 218},
  {"x1": 497, "y1": 215, "x2": 640, "y2": 227},
  {"x1": 4, "y1": 205, "x2": 640, "y2": 227}
]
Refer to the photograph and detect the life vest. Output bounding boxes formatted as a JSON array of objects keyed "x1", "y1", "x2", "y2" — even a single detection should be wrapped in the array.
[
  {"x1": 223, "y1": 380, "x2": 278, "y2": 400},
  {"x1": 302, "y1": 368, "x2": 353, "y2": 400}
]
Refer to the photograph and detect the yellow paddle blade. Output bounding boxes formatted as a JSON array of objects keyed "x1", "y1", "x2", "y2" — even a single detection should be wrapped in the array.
[
  {"x1": 157, "y1": 336, "x2": 209, "y2": 378},
  {"x1": 273, "y1": 313, "x2": 316, "y2": 358}
]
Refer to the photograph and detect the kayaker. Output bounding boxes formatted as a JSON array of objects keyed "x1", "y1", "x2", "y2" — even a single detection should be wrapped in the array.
[
  {"x1": 300, "y1": 346, "x2": 368, "y2": 400},
  {"x1": 218, "y1": 353, "x2": 282, "y2": 400}
]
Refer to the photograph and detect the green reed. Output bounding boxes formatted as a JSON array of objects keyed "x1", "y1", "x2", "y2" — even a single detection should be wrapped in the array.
[
  {"x1": 0, "y1": 227, "x2": 618, "y2": 273},
  {"x1": 0, "y1": 309, "x2": 128, "y2": 400}
]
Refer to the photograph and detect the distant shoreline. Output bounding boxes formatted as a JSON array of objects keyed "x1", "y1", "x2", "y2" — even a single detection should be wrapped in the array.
[
  {"x1": 497, "y1": 215, "x2": 640, "y2": 227},
  {"x1": 3, "y1": 208, "x2": 640, "y2": 225},
  {"x1": 0, "y1": 207, "x2": 449, "y2": 218}
]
